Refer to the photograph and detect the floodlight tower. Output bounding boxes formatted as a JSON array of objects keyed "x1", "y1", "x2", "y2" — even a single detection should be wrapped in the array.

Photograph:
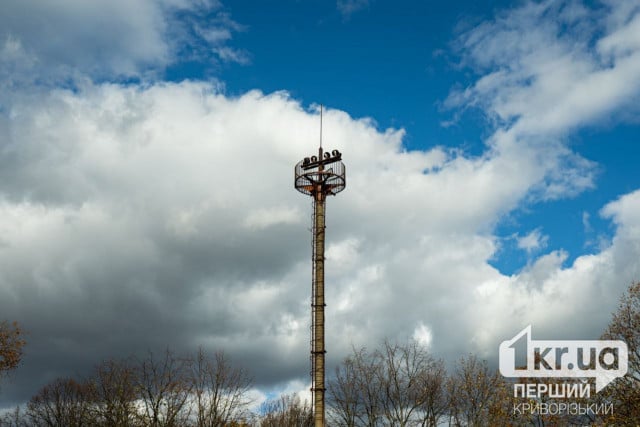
[{"x1": 294, "y1": 107, "x2": 345, "y2": 427}]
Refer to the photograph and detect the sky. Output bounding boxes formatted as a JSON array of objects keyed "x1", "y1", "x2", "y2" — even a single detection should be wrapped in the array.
[{"x1": 1, "y1": 0, "x2": 640, "y2": 408}]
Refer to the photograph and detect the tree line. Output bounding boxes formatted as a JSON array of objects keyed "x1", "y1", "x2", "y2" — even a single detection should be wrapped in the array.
[{"x1": 1, "y1": 281, "x2": 639, "y2": 426}]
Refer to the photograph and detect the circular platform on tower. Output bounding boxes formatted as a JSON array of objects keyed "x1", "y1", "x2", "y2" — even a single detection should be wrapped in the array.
[{"x1": 295, "y1": 151, "x2": 346, "y2": 196}]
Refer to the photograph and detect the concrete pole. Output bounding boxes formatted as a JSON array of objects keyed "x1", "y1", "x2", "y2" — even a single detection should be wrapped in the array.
[{"x1": 312, "y1": 189, "x2": 326, "y2": 427}]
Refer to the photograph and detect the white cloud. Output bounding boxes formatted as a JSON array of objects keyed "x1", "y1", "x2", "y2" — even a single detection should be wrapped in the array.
[
  {"x1": 413, "y1": 323, "x2": 433, "y2": 348},
  {"x1": 0, "y1": 74, "x2": 638, "y2": 406},
  {"x1": 517, "y1": 228, "x2": 548, "y2": 253},
  {"x1": 470, "y1": 191, "x2": 640, "y2": 351},
  {"x1": 0, "y1": 0, "x2": 244, "y2": 83},
  {"x1": 1, "y1": 0, "x2": 640, "y2": 408},
  {"x1": 244, "y1": 206, "x2": 302, "y2": 230},
  {"x1": 0, "y1": 0, "x2": 169, "y2": 78},
  {"x1": 448, "y1": 0, "x2": 640, "y2": 139},
  {"x1": 601, "y1": 188, "x2": 640, "y2": 233},
  {"x1": 326, "y1": 238, "x2": 361, "y2": 271},
  {"x1": 214, "y1": 46, "x2": 251, "y2": 64},
  {"x1": 598, "y1": 4, "x2": 640, "y2": 56},
  {"x1": 432, "y1": 0, "x2": 640, "y2": 355}
]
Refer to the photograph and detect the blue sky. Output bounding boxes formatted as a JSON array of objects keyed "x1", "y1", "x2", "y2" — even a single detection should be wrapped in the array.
[
  {"x1": 197, "y1": 0, "x2": 640, "y2": 275},
  {"x1": 1, "y1": 0, "x2": 640, "y2": 407}
]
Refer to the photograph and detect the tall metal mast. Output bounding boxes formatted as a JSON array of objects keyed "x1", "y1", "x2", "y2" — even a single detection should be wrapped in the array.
[{"x1": 294, "y1": 106, "x2": 346, "y2": 427}]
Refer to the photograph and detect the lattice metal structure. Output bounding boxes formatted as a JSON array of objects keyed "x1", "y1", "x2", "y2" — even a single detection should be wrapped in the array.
[{"x1": 294, "y1": 137, "x2": 345, "y2": 427}]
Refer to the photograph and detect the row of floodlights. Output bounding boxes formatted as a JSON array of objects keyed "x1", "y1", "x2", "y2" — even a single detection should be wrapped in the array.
[{"x1": 302, "y1": 150, "x2": 342, "y2": 166}]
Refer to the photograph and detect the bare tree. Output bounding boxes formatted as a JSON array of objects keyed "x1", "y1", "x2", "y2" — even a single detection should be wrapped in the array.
[
  {"x1": 447, "y1": 354, "x2": 501, "y2": 427},
  {"x1": 87, "y1": 358, "x2": 140, "y2": 426},
  {"x1": 601, "y1": 281, "x2": 640, "y2": 424},
  {"x1": 328, "y1": 346, "x2": 382, "y2": 426},
  {"x1": 376, "y1": 340, "x2": 435, "y2": 426},
  {"x1": 328, "y1": 354, "x2": 361, "y2": 426},
  {"x1": 259, "y1": 393, "x2": 313, "y2": 427},
  {"x1": 135, "y1": 349, "x2": 192, "y2": 427},
  {"x1": 12, "y1": 347, "x2": 260, "y2": 427},
  {"x1": 0, "y1": 406, "x2": 29, "y2": 427},
  {"x1": 26, "y1": 377, "x2": 92, "y2": 427},
  {"x1": 416, "y1": 358, "x2": 448, "y2": 427},
  {"x1": 328, "y1": 341, "x2": 449, "y2": 427},
  {"x1": 188, "y1": 348, "x2": 253, "y2": 426},
  {"x1": 353, "y1": 347, "x2": 383, "y2": 427}
]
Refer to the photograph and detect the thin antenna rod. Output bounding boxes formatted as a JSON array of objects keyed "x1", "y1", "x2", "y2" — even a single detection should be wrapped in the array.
[{"x1": 320, "y1": 105, "x2": 323, "y2": 149}]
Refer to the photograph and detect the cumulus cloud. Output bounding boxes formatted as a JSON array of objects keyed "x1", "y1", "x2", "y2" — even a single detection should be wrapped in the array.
[
  {"x1": 1, "y1": 0, "x2": 640, "y2": 410},
  {"x1": 517, "y1": 228, "x2": 548, "y2": 253},
  {"x1": 0, "y1": 0, "x2": 244, "y2": 84},
  {"x1": 1, "y1": 79, "x2": 638, "y2": 405},
  {"x1": 436, "y1": 0, "x2": 640, "y2": 349},
  {"x1": 447, "y1": 0, "x2": 640, "y2": 138},
  {"x1": 413, "y1": 323, "x2": 433, "y2": 348},
  {"x1": 442, "y1": 0, "x2": 639, "y2": 219},
  {"x1": 471, "y1": 189, "x2": 640, "y2": 351}
]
